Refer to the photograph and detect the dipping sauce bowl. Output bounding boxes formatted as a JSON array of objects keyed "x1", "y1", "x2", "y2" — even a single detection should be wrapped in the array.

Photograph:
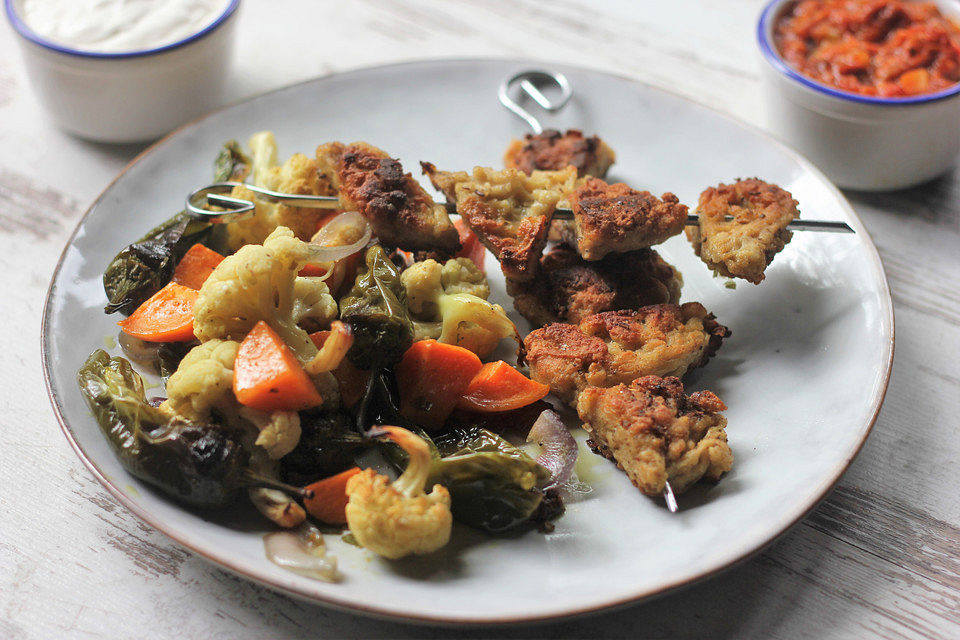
[{"x1": 757, "y1": 0, "x2": 960, "y2": 191}]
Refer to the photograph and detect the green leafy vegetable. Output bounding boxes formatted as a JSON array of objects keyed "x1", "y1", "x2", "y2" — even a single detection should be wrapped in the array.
[
  {"x1": 102, "y1": 212, "x2": 214, "y2": 315},
  {"x1": 214, "y1": 140, "x2": 251, "y2": 182},
  {"x1": 425, "y1": 428, "x2": 552, "y2": 533},
  {"x1": 339, "y1": 246, "x2": 414, "y2": 369},
  {"x1": 281, "y1": 411, "x2": 372, "y2": 486},
  {"x1": 78, "y1": 349, "x2": 247, "y2": 507}
]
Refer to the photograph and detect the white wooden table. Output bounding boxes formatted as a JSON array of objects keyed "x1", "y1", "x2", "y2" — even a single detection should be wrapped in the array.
[{"x1": 2, "y1": 1, "x2": 958, "y2": 637}]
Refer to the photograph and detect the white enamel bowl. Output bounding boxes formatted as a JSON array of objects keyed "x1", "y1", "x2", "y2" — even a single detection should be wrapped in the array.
[
  {"x1": 5, "y1": 0, "x2": 239, "y2": 143},
  {"x1": 758, "y1": 0, "x2": 960, "y2": 191},
  {"x1": 42, "y1": 59, "x2": 894, "y2": 624}
]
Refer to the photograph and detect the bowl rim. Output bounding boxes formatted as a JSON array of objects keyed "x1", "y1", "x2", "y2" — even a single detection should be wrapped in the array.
[
  {"x1": 757, "y1": 0, "x2": 960, "y2": 106},
  {"x1": 4, "y1": 0, "x2": 240, "y2": 59}
]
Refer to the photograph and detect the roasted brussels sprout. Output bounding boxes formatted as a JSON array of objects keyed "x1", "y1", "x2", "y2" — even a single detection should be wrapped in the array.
[
  {"x1": 339, "y1": 245, "x2": 414, "y2": 369},
  {"x1": 430, "y1": 428, "x2": 553, "y2": 533},
  {"x1": 281, "y1": 411, "x2": 372, "y2": 486},
  {"x1": 78, "y1": 350, "x2": 247, "y2": 508}
]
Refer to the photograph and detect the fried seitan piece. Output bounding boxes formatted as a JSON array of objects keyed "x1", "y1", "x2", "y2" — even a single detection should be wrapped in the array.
[
  {"x1": 422, "y1": 163, "x2": 577, "y2": 281},
  {"x1": 564, "y1": 178, "x2": 688, "y2": 260},
  {"x1": 506, "y1": 244, "x2": 682, "y2": 327},
  {"x1": 524, "y1": 303, "x2": 730, "y2": 405},
  {"x1": 577, "y1": 375, "x2": 732, "y2": 496},
  {"x1": 685, "y1": 178, "x2": 799, "y2": 284},
  {"x1": 315, "y1": 142, "x2": 460, "y2": 254},
  {"x1": 504, "y1": 129, "x2": 616, "y2": 178},
  {"x1": 505, "y1": 130, "x2": 616, "y2": 245}
]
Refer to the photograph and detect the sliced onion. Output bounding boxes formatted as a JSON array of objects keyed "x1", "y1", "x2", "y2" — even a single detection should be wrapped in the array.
[
  {"x1": 307, "y1": 211, "x2": 371, "y2": 263},
  {"x1": 527, "y1": 410, "x2": 578, "y2": 489},
  {"x1": 305, "y1": 321, "x2": 354, "y2": 375},
  {"x1": 118, "y1": 331, "x2": 161, "y2": 366},
  {"x1": 264, "y1": 523, "x2": 338, "y2": 582}
]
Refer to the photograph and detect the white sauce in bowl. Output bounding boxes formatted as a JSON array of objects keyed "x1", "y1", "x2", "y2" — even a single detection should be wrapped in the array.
[{"x1": 19, "y1": 0, "x2": 232, "y2": 53}]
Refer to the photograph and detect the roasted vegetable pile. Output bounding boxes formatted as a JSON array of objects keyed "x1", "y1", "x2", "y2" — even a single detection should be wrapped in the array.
[{"x1": 82, "y1": 134, "x2": 562, "y2": 569}]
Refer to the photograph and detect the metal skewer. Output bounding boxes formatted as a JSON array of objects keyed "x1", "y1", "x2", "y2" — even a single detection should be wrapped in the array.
[
  {"x1": 663, "y1": 481, "x2": 679, "y2": 513},
  {"x1": 188, "y1": 184, "x2": 854, "y2": 233}
]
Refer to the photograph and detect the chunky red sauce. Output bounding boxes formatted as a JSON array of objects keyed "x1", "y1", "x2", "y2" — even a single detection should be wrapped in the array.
[{"x1": 775, "y1": 0, "x2": 960, "y2": 97}]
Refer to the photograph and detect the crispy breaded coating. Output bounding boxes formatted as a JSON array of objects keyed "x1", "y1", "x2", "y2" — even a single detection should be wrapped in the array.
[
  {"x1": 685, "y1": 178, "x2": 799, "y2": 284},
  {"x1": 223, "y1": 154, "x2": 337, "y2": 252},
  {"x1": 565, "y1": 178, "x2": 688, "y2": 260},
  {"x1": 577, "y1": 376, "x2": 732, "y2": 496},
  {"x1": 315, "y1": 142, "x2": 460, "y2": 254},
  {"x1": 505, "y1": 130, "x2": 616, "y2": 245},
  {"x1": 503, "y1": 129, "x2": 616, "y2": 178},
  {"x1": 524, "y1": 303, "x2": 730, "y2": 405},
  {"x1": 422, "y1": 163, "x2": 577, "y2": 281},
  {"x1": 506, "y1": 244, "x2": 682, "y2": 327}
]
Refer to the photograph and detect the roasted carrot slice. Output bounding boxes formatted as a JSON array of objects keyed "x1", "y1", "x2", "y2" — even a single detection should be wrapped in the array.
[
  {"x1": 234, "y1": 321, "x2": 324, "y2": 412},
  {"x1": 454, "y1": 217, "x2": 485, "y2": 272},
  {"x1": 303, "y1": 467, "x2": 362, "y2": 524},
  {"x1": 117, "y1": 281, "x2": 198, "y2": 342},
  {"x1": 456, "y1": 360, "x2": 549, "y2": 413},
  {"x1": 298, "y1": 263, "x2": 328, "y2": 278},
  {"x1": 395, "y1": 339, "x2": 483, "y2": 430},
  {"x1": 171, "y1": 243, "x2": 224, "y2": 290}
]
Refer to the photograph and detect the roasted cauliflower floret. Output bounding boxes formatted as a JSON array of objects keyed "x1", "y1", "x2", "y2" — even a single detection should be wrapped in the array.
[
  {"x1": 161, "y1": 339, "x2": 239, "y2": 422},
  {"x1": 223, "y1": 132, "x2": 338, "y2": 252},
  {"x1": 193, "y1": 227, "x2": 337, "y2": 366},
  {"x1": 401, "y1": 258, "x2": 516, "y2": 358},
  {"x1": 345, "y1": 427, "x2": 452, "y2": 559},
  {"x1": 401, "y1": 258, "x2": 489, "y2": 317},
  {"x1": 159, "y1": 339, "x2": 302, "y2": 460}
]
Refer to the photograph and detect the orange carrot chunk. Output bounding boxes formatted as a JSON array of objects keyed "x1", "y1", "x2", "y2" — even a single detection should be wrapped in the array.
[
  {"x1": 454, "y1": 218, "x2": 485, "y2": 272},
  {"x1": 171, "y1": 243, "x2": 224, "y2": 290},
  {"x1": 303, "y1": 467, "x2": 362, "y2": 524},
  {"x1": 456, "y1": 360, "x2": 550, "y2": 413},
  {"x1": 117, "y1": 281, "x2": 198, "y2": 343},
  {"x1": 395, "y1": 339, "x2": 483, "y2": 430},
  {"x1": 234, "y1": 321, "x2": 324, "y2": 412}
]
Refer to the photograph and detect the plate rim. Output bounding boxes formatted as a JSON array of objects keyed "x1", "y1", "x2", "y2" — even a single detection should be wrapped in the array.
[{"x1": 41, "y1": 57, "x2": 895, "y2": 625}]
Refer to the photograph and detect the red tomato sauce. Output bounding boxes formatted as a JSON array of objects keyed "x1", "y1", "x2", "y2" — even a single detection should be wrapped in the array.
[{"x1": 775, "y1": 1, "x2": 960, "y2": 97}]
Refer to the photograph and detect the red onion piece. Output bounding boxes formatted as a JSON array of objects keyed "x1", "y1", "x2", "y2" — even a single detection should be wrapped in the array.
[{"x1": 527, "y1": 410, "x2": 578, "y2": 489}]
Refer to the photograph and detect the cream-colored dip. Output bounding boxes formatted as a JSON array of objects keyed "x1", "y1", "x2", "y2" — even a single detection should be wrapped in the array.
[{"x1": 20, "y1": 0, "x2": 231, "y2": 53}]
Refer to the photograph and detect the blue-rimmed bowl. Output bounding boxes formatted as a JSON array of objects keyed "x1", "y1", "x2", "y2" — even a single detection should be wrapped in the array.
[
  {"x1": 4, "y1": 0, "x2": 239, "y2": 143},
  {"x1": 758, "y1": 0, "x2": 960, "y2": 190}
]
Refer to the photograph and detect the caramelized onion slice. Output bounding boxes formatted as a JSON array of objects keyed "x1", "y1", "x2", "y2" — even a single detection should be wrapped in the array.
[
  {"x1": 527, "y1": 410, "x2": 578, "y2": 489},
  {"x1": 264, "y1": 522, "x2": 338, "y2": 582},
  {"x1": 309, "y1": 211, "x2": 371, "y2": 261}
]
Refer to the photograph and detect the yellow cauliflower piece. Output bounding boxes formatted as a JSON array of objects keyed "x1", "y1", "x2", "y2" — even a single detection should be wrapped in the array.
[
  {"x1": 194, "y1": 227, "x2": 337, "y2": 363},
  {"x1": 401, "y1": 258, "x2": 514, "y2": 358},
  {"x1": 240, "y1": 407, "x2": 301, "y2": 460},
  {"x1": 160, "y1": 339, "x2": 239, "y2": 422},
  {"x1": 345, "y1": 427, "x2": 452, "y2": 559},
  {"x1": 223, "y1": 132, "x2": 337, "y2": 252},
  {"x1": 159, "y1": 339, "x2": 302, "y2": 459}
]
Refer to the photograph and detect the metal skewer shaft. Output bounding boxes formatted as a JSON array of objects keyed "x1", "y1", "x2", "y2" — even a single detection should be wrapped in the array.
[
  {"x1": 191, "y1": 184, "x2": 853, "y2": 234},
  {"x1": 663, "y1": 480, "x2": 679, "y2": 513}
]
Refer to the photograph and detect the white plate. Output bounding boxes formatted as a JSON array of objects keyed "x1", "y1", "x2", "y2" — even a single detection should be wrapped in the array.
[{"x1": 42, "y1": 59, "x2": 894, "y2": 624}]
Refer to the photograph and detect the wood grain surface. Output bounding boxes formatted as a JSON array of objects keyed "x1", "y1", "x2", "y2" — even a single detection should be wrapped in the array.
[{"x1": 1, "y1": 1, "x2": 958, "y2": 638}]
